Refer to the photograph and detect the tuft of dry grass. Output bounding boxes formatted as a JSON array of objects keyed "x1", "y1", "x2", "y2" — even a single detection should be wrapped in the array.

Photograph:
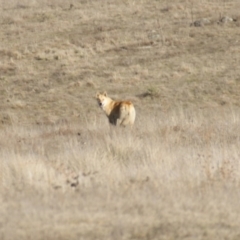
[{"x1": 1, "y1": 0, "x2": 240, "y2": 239}]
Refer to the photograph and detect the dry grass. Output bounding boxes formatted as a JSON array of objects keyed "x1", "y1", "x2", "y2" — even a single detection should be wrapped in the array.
[
  {"x1": 1, "y1": 0, "x2": 240, "y2": 239},
  {"x1": 1, "y1": 109, "x2": 240, "y2": 239}
]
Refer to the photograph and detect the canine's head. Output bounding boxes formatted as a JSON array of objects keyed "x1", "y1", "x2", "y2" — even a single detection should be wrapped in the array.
[{"x1": 96, "y1": 92, "x2": 108, "y2": 108}]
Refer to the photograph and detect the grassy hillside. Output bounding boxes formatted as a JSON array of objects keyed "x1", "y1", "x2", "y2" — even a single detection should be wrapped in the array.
[{"x1": 1, "y1": 0, "x2": 240, "y2": 239}]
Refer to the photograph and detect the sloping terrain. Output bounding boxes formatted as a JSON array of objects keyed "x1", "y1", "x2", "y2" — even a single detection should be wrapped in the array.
[
  {"x1": 1, "y1": 1, "x2": 240, "y2": 239},
  {"x1": 1, "y1": 0, "x2": 240, "y2": 125}
]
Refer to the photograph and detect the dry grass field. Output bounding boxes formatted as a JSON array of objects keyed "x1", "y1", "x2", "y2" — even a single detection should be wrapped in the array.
[{"x1": 1, "y1": 0, "x2": 240, "y2": 239}]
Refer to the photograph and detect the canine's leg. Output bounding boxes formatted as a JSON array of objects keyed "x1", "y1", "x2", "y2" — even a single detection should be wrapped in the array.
[{"x1": 116, "y1": 118, "x2": 123, "y2": 126}]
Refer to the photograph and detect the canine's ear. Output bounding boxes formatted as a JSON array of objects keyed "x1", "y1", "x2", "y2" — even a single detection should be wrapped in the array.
[
  {"x1": 103, "y1": 91, "x2": 107, "y2": 97},
  {"x1": 96, "y1": 92, "x2": 100, "y2": 98}
]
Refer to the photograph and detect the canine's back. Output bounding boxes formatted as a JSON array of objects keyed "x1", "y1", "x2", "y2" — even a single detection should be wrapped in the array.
[{"x1": 119, "y1": 101, "x2": 136, "y2": 126}]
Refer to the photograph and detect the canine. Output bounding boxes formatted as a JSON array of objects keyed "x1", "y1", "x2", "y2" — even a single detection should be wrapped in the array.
[{"x1": 96, "y1": 92, "x2": 136, "y2": 126}]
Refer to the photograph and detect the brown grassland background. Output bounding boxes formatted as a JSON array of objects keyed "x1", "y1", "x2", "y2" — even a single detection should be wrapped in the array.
[{"x1": 1, "y1": 0, "x2": 240, "y2": 239}]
